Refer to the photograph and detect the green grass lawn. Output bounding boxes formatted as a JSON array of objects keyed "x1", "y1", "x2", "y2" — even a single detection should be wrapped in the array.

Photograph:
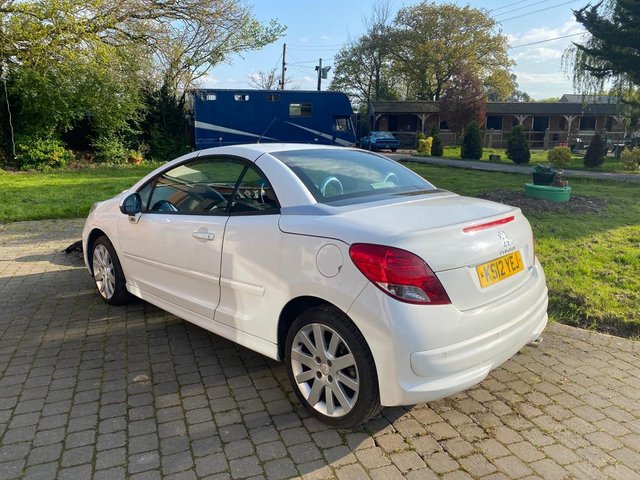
[
  {"x1": 2, "y1": 163, "x2": 639, "y2": 338},
  {"x1": 415, "y1": 146, "x2": 635, "y2": 173},
  {"x1": 0, "y1": 164, "x2": 157, "y2": 223}
]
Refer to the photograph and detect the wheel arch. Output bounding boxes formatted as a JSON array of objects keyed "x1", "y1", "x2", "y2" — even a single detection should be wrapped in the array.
[{"x1": 86, "y1": 228, "x2": 109, "y2": 273}]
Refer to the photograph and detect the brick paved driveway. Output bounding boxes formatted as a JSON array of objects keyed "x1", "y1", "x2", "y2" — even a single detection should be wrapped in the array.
[{"x1": 1, "y1": 219, "x2": 639, "y2": 480}]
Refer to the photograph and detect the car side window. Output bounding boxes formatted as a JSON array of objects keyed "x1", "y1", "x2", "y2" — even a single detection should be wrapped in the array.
[
  {"x1": 146, "y1": 158, "x2": 246, "y2": 215},
  {"x1": 229, "y1": 164, "x2": 280, "y2": 214}
]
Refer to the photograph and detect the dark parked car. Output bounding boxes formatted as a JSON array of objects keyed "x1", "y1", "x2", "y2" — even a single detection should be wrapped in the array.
[{"x1": 360, "y1": 131, "x2": 400, "y2": 152}]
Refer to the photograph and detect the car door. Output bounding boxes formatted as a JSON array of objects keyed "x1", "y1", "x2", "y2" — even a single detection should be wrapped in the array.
[
  {"x1": 214, "y1": 163, "x2": 285, "y2": 343},
  {"x1": 117, "y1": 156, "x2": 248, "y2": 321}
]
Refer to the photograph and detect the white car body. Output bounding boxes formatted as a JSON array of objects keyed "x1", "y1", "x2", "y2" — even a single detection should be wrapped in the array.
[{"x1": 83, "y1": 144, "x2": 547, "y2": 424}]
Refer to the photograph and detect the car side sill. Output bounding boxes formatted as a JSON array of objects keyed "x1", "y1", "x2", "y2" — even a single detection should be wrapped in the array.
[{"x1": 127, "y1": 284, "x2": 279, "y2": 361}]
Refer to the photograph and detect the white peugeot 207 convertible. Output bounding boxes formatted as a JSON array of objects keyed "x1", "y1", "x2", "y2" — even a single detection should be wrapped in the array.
[{"x1": 83, "y1": 144, "x2": 548, "y2": 427}]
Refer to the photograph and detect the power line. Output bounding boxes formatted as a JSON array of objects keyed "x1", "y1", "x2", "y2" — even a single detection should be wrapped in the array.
[
  {"x1": 509, "y1": 31, "x2": 587, "y2": 49},
  {"x1": 490, "y1": 0, "x2": 530, "y2": 13},
  {"x1": 498, "y1": 0, "x2": 580, "y2": 22},
  {"x1": 494, "y1": 0, "x2": 551, "y2": 18}
]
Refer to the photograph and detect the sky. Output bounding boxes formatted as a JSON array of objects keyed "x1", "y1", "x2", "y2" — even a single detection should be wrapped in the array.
[{"x1": 205, "y1": 0, "x2": 591, "y2": 100}]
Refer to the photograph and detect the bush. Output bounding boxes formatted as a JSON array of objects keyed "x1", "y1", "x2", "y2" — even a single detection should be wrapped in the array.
[
  {"x1": 92, "y1": 136, "x2": 129, "y2": 164},
  {"x1": 584, "y1": 133, "x2": 606, "y2": 168},
  {"x1": 547, "y1": 146, "x2": 572, "y2": 167},
  {"x1": 621, "y1": 147, "x2": 640, "y2": 171},
  {"x1": 16, "y1": 136, "x2": 75, "y2": 170},
  {"x1": 417, "y1": 136, "x2": 433, "y2": 154},
  {"x1": 506, "y1": 125, "x2": 531, "y2": 164},
  {"x1": 431, "y1": 134, "x2": 444, "y2": 157},
  {"x1": 461, "y1": 121, "x2": 482, "y2": 159}
]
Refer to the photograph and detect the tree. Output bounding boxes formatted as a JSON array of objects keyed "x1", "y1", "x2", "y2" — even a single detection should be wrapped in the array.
[
  {"x1": 438, "y1": 67, "x2": 486, "y2": 135},
  {"x1": 485, "y1": 71, "x2": 517, "y2": 102},
  {"x1": 431, "y1": 135, "x2": 444, "y2": 156},
  {"x1": 565, "y1": 0, "x2": 640, "y2": 101},
  {"x1": 388, "y1": 1, "x2": 512, "y2": 100},
  {"x1": 247, "y1": 68, "x2": 298, "y2": 90},
  {"x1": 506, "y1": 126, "x2": 531, "y2": 164},
  {"x1": 329, "y1": 1, "x2": 398, "y2": 110},
  {"x1": 0, "y1": 0, "x2": 283, "y2": 164},
  {"x1": 461, "y1": 121, "x2": 483, "y2": 159},
  {"x1": 584, "y1": 133, "x2": 607, "y2": 167},
  {"x1": 248, "y1": 69, "x2": 280, "y2": 90},
  {"x1": 487, "y1": 74, "x2": 530, "y2": 102}
]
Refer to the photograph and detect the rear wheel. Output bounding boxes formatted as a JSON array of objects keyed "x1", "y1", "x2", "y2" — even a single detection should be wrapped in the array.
[
  {"x1": 285, "y1": 306, "x2": 382, "y2": 427},
  {"x1": 91, "y1": 236, "x2": 131, "y2": 305}
]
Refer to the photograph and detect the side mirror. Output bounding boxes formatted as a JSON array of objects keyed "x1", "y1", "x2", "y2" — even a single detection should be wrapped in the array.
[{"x1": 120, "y1": 193, "x2": 142, "y2": 216}]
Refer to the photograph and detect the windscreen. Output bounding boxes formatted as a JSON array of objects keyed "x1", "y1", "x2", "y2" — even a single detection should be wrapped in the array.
[{"x1": 273, "y1": 149, "x2": 436, "y2": 204}]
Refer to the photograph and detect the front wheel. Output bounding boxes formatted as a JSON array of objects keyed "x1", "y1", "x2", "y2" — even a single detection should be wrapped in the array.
[
  {"x1": 285, "y1": 306, "x2": 382, "y2": 427},
  {"x1": 91, "y1": 236, "x2": 132, "y2": 305}
]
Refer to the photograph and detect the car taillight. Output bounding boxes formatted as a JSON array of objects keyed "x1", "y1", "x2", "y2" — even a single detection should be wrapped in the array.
[{"x1": 349, "y1": 243, "x2": 451, "y2": 305}]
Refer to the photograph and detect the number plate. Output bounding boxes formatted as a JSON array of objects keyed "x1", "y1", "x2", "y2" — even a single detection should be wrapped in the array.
[{"x1": 476, "y1": 251, "x2": 524, "y2": 288}]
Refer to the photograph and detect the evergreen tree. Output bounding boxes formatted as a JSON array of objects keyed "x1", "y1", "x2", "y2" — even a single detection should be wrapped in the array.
[
  {"x1": 431, "y1": 134, "x2": 444, "y2": 157},
  {"x1": 506, "y1": 125, "x2": 531, "y2": 164},
  {"x1": 568, "y1": 0, "x2": 640, "y2": 101},
  {"x1": 461, "y1": 121, "x2": 482, "y2": 159},
  {"x1": 584, "y1": 133, "x2": 607, "y2": 167}
]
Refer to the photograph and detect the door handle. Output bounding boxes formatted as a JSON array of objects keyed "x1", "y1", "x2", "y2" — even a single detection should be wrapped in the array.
[{"x1": 192, "y1": 231, "x2": 215, "y2": 241}]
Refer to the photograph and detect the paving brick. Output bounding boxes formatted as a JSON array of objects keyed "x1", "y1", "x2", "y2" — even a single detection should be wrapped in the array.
[
  {"x1": 530, "y1": 458, "x2": 569, "y2": 479},
  {"x1": 493, "y1": 455, "x2": 533, "y2": 478},
  {"x1": 229, "y1": 455, "x2": 262, "y2": 479},
  {"x1": 370, "y1": 464, "x2": 406, "y2": 480},
  {"x1": 459, "y1": 454, "x2": 497, "y2": 477},
  {"x1": 263, "y1": 458, "x2": 298, "y2": 480},
  {"x1": 95, "y1": 447, "x2": 127, "y2": 470},
  {"x1": 335, "y1": 463, "x2": 369, "y2": 480},
  {"x1": 426, "y1": 451, "x2": 459, "y2": 474},
  {"x1": 224, "y1": 440, "x2": 254, "y2": 460},
  {"x1": 26, "y1": 443, "x2": 63, "y2": 466}
]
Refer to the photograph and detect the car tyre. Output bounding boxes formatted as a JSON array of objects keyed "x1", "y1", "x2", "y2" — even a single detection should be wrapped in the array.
[
  {"x1": 91, "y1": 236, "x2": 132, "y2": 305},
  {"x1": 285, "y1": 305, "x2": 382, "y2": 428}
]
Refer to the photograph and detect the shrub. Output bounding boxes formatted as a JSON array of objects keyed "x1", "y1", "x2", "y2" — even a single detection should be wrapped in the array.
[
  {"x1": 92, "y1": 136, "x2": 129, "y2": 164},
  {"x1": 417, "y1": 136, "x2": 433, "y2": 154},
  {"x1": 461, "y1": 121, "x2": 482, "y2": 159},
  {"x1": 431, "y1": 134, "x2": 444, "y2": 156},
  {"x1": 416, "y1": 132, "x2": 425, "y2": 148},
  {"x1": 16, "y1": 136, "x2": 75, "y2": 170},
  {"x1": 621, "y1": 147, "x2": 640, "y2": 171},
  {"x1": 547, "y1": 146, "x2": 572, "y2": 167},
  {"x1": 506, "y1": 125, "x2": 531, "y2": 164},
  {"x1": 584, "y1": 133, "x2": 606, "y2": 168}
]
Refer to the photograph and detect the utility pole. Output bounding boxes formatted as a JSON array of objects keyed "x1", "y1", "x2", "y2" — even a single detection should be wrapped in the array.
[
  {"x1": 280, "y1": 43, "x2": 286, "y2": 91},
  {"x1": 315, "y1": 58, "x2": 331, "y2": 91},
  {"x1": 316, "y1": 58, "x2": 322, "y2": 91}
]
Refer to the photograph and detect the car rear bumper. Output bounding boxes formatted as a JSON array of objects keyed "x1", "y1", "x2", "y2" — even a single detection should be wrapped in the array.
[{"x1": 347, "y1": 260, "x2": 548, "y2": 406}]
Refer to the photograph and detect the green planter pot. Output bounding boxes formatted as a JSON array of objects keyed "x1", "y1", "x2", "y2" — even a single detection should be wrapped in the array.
[{"x1": 524, "y1": 183, "x2": 571, "y2": 203}]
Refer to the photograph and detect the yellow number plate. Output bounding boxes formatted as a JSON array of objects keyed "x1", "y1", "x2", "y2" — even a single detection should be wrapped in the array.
[{"x1": 476, "y1": 251, "x2": 524, "y2": 288}]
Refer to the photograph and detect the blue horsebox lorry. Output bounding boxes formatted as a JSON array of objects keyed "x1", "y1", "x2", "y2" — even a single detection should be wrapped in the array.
[{"x1": 191, "y1": 89, "x2": 356, "y2": 149}]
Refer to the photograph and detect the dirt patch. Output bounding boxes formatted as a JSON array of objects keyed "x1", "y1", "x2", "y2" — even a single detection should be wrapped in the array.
[{"x1": 477, "y1": 190, "x2": 607, "y2": 215}]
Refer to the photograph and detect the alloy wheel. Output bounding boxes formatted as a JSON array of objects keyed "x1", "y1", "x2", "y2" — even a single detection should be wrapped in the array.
[
  {"x1": 93, "y1": 244, "x2": 116, "y2": 300},
  {"x1": 290, "y1": 323, "x2": 359, "y2": 417}
]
